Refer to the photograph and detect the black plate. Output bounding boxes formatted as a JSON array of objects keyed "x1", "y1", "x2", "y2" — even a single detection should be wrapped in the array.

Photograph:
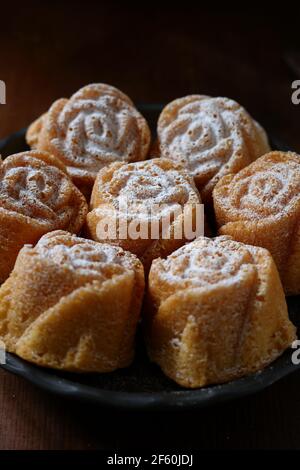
[{"x1": 0, "y1": 104, "x2": 299, "y2": 410}]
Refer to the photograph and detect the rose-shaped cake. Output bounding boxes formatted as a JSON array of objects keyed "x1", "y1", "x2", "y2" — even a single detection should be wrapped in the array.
[
  {"x1": 157, "y1": 95, "x2": 270, "y2": 206},
  {"x1": 0, "y1": 230, "x2": 145, "y2": 372},
  {"x1": 26, "y1": 83, "x2": 151, "y2": 197},
  {"x1": 146, "y1": 236, "x2": 296, "y2": 388},
  {"x1": 0, "y1": 151, "x2": 87, "y2": 283},
  {"x1": 213, "y1": 151, "x2": 300, "y2": 295},
  {"x1": 86, "y1": 158, "x2": 203, "y2": 271}
]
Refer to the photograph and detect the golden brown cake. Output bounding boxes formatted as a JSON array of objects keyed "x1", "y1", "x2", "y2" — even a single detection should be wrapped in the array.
[
  {"x1": 146, "y1": 236, "x2": 296, "y2": 388},
  {"x1": 157, "y1": 95, "x2": 270, "y2": 206},
  {"x1": 86, "y1": 158, "x2": 203, "y2": 271},
  {"x1": 0, "y1": 230, "x2": 145, "y2": 372},
  {"x1": 213, "y1": 151, "x2": 300, "y2": 295},
  {"x1": 26, "y1": 84, "x2": 135, "y2": 150},
  {"x1": 0, "y1": 151, "x2": 87, "y2": 283},
  {"x1": 26, "y1": 83, "x2": 151, "y2": 197}
]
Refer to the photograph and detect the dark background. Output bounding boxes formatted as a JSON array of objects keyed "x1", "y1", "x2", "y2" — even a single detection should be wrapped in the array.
[{"x1": 1, "y1": 2, "x2": 300, "y2": 450}]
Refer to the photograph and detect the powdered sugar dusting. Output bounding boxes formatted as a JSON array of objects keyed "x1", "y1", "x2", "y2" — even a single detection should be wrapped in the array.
[
  {"x1": 35, "y1": 231, "x2": 136, "y2": 280},
  {"x1": 99, "y1": 159, "x2": 195, "y2": 219},
  {"x1": 47, "y1": 87, "x2": 150, "y2": 181},
  {"x1": 222, "y1": 154, "x2": 300, "y2": 219},
  {"x1": 158, "y1": 95, "x2": 269, "y2": 185},
  {"x1": 156, "y1": 236, "x2": 255, "y2": 289},
  {"x1": 0, "y1": 153, "x2": 81, "y2": 226}
]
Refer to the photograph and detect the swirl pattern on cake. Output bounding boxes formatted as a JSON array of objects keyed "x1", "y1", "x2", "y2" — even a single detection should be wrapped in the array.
[
  {"x1": 94, "y1": 158, "x2": 193, "y2": 217},
  {"x1": 213, "y1": 151, "x2": 300, "y2": 294},
  {"x1": 156, "y1": 236, "x2": 255, "y2": 292},
  {"x1": 157, "y1": 95, "x2": 270, "y2": 204},
  {"x1": 146, "y1": 236, "x2": 296, "y2": 388},
  {"x1": 0, "y1": 230, "x2": 145, "y2": 372},
  {"x1": 0, "y1": 151, "x2": 87, "y2": 282},
  {"x1": 26, "y1": 83, "x2": 151, "y2": 196},
  {"x1": 87, "y1": 158, "x2": 203, "y2": 269},
  {"x1": 37, "y1": 230, "x2": 139, "y2": 281}
]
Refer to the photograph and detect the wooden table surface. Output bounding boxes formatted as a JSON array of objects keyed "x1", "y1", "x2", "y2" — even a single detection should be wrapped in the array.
[{"x1": 0, "y1": 3, "x2": 300, "y2": 450}]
